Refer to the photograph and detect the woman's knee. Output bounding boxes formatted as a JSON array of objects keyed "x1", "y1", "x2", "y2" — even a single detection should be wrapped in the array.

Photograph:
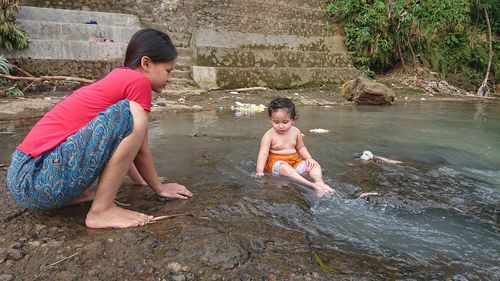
[{"x1": 129, "y1": 101, "x2": 148, "y2": 135}]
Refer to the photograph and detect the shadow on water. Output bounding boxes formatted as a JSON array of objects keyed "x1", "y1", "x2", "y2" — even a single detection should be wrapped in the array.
[{"x1": 2, "y1": 100, "x2": 499, "y2": 279}]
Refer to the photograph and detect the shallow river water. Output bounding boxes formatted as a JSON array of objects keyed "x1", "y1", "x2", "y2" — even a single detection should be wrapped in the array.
[{"x1": 1, "y1": 100, "x2": 499, "y2": 279}]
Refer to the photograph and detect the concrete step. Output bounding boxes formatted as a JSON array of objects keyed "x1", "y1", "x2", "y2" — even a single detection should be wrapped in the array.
[
  {"x1": 274, "y1": 0, "x2": 326, "y2": 8},
  {"x1": 159, "y1": 89, "x2": 203, "y2": 97},
  {"x1": 174, "y1": 63, "x2": 192, "y2": 72},
  {"x1": 5, "y1": 39, "x2": 127, "y2": 61},
  {"x1": 192, "y1": 66, "x2": 359, "y2": 90},
  {"x1": 17, "y1": 6, "x2": 140, "y2": 26},
  {"x1": 167, "y1": 31, "x2": 191, "y2": 47},
  {"x1": 196, "y1": 0, "x2": 327, "y2": 23},
  {"x1": 7, "y1": 57, "x2": 121, "y2": 79},
  {"x1": 16, "y1": 19, "x2": 139, "y2": 43},
  {"x1": 171, "y1": 70, "x2": 191, "y2": 79},
  {"x1": 176, "y1": 56, "x2": 192, "y2": 65},
  {"x1": 16, "y1": 19, "x2": 189, "y2": 47},
  {"x1": 195, "y1": 0, "x2": 326, "y2": 11},
  {"x1": 196, "y1": 12, "x2": 328, "y2": 36},
  {"x1": 167, "y1": 78, "x2": 198, "y2": 88},
  {"x1": 194, "y1": 47, "x2": 351, "y2": 68},
  {"x1": 176, "y1": 47, "x2": 192, "y2": 57},
  {"x1": 193, "y1": 28, "x2": 342, "y2": 52}
]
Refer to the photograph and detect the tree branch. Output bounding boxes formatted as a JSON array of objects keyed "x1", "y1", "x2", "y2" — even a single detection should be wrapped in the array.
[{"x1": 0, "y1": 73, "x2": 94, "y2": 84}]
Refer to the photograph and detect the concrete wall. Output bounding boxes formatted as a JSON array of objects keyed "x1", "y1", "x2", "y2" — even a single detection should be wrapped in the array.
[{"x1": 17, "y1": 0, "x2": 358, "y2": 89}]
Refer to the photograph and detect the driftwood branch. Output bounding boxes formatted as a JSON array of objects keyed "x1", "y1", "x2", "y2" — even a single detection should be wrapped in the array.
[
  {"x1": 0, "y1": 73, "x2": 94, "y2": 84},
  {"x1": 48, "y1": 252, "x2": 79, "y2": 267},
  {"x1": 227, "y1": 86, "x2": 269, "y2": 92},
  {"x1": 477, "y1": 6, "x2": 493, "y2": 97},
  {"x1": 152, "y1": 212, "x2": 210, "y2": 222},
  {"x1": 152, "y1": 212, "x2": 194, "y2": 221}
]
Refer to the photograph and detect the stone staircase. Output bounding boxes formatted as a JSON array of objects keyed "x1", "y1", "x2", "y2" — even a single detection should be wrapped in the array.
[
  {"x1": 3, "y1": 6, "x2": 197, "y2": 93},
  {"x1": 5, "y1": 1, "x2": 357, "y2": 91},
  {"x1": 190, "y1": 0, "x2": 358, "y2": 89}
]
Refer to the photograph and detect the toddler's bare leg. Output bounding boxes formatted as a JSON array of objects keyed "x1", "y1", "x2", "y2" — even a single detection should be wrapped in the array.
[
  {"x1": 278, "y1": 164, "x2": 328, "y2": 197},
  {"x1": 85, "y1": 101, "x2": 153, "y2": 229}
]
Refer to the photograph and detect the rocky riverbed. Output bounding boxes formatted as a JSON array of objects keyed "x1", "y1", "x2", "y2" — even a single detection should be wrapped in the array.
[{"x1": 1, "y1": 78, "x2": 498, "y2": 280}]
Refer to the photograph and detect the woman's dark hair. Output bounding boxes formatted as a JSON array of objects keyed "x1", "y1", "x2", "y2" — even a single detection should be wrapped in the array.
[
  {"x1": 124, "y1": 28, "x2": 178, "y2": 68},
  {"x1": 268, "y1": 97, "x2": 297, "y2": 119}
]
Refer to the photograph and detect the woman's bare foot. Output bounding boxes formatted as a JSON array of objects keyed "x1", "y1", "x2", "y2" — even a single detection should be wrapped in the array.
[
  {"x1": 85, "y1": 205, "x2": 154, "y2": 229},
  {"x1": 66, "y1": 189, "x2": 96, "y2": 206}
]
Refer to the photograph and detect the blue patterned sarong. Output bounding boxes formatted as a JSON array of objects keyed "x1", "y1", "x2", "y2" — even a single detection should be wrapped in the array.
[{"x1": 6, "y1": 99, "x2": 133, "y2": 210}]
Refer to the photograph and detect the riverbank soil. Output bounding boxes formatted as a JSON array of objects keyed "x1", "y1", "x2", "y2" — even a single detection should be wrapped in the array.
[{"x1": 1, "y1": 74, "x2": 496, "y2": 122}]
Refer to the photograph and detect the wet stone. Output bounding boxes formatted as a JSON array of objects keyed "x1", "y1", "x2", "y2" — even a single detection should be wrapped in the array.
[
  {"x1": 6, "y1": 248, "x2": 25, "y2": 261},
  {"x1": 85, "y1": 240, "x2": 106, "y2": 252},
  {"x1": 28, "y1": 241, "x2": 41, "y2": 247},
  {"x1": 0, "y1": 251, "x2": 7, "y2": 264},
  {"x1": 164, "y1": 249, "x2": 179, "y2": 257},
  {"x1": 0, "y1": 274, "x2": 14, "y2": 281},
  {"x1": 9, "y1": 242, "x2": 22, "y2": 249},
  {"x1": 200, "y1": 235, "x2": 250, "y2": 270}
]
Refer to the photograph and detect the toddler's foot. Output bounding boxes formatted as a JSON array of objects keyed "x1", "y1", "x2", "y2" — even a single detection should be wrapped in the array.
[
  {"x1": 314, "y1": 182, "x2": 336, "y2": 197},
  {"x1": 85, "y1": 205, "x2": 153, "y2": 229}
]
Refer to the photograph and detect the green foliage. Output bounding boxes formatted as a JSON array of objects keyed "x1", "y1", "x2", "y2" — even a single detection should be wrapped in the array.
[
  {"x1": 0, "y1": 55, "x2": 24, "y2": 97},
  {"x1": 0, "y1": 54, "x2": 13, "y2": 75},
  {"x1": 5, "y1": 84, "x2": 23, "y2": 96},
  {"x1": 327, "y1": 0, "x2": 497, "y2": 88},
  {"x1": 0, "y1": 0, "x2": 29, "y2": 51}
]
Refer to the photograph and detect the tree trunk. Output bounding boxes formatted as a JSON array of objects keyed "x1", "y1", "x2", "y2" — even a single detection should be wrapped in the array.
[{"x1": 477, "y1": 6, "x2": 493, "y2": 97}]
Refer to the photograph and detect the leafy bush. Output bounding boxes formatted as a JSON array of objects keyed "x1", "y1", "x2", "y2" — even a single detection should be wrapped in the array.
[
  {"x1": 0, "y1": 54, "x2": 13, "y2": 75},
  {"x1": 0, "y1": 0, "x2": 29, "y2": 50},
  {"x1": 327, "y1": 0, "x2": 498, "y2": 89},
  {"x1": 0, "y1": 55, "x2": 24, "y2": 97}
]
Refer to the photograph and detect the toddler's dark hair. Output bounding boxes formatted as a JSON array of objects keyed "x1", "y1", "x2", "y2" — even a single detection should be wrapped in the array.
[
  {"x1": 124, "y1": 28, "x2": 178, "y2": 68},
  {"x1": 268, "y1": 98, "x2": 297, "y2": 119}
]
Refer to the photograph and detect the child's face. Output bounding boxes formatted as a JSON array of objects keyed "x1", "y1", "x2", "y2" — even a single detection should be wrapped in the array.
[
  {"x1": 270, "y1": 109, "x2": 294, "y2": 134},
  {"x1": 144, "y1": 60, "x2": 176, "y2": 93}
]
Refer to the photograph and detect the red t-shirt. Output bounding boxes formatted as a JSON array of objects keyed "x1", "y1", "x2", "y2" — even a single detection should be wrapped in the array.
[{"x1": 18, "y1": 67, "x2": 152, "y2": 158}]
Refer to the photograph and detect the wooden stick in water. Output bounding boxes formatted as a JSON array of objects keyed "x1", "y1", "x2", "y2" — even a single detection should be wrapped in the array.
[
  {"x1": 152, "y1": 212, "x2": 194, "y2": 221},
  {"x1": 152, "y1": 212, "x2": 211, "y2": 222},
  {"x1": 358, "y1": 192, "x2": 379, "y2": 199},
  {"x1": 48, "y1": 252, "x2": 79, "y2": 267}
]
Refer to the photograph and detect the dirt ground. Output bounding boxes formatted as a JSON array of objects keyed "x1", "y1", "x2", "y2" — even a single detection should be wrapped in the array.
[{"x1": 1, "y1": 77, "x2": 494, "y2": 123}]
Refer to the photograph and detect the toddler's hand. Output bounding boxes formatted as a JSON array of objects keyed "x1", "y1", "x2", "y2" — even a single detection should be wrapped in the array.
[
  {"x1": 156, "y1": 183, "x2": 193, "y2": 200},
  {"x1": 254, "y1": 172, "x2": 264, "y2": 178},
  {"x1": 306, "y1": 158, "x2": 318, "y2": 169}
]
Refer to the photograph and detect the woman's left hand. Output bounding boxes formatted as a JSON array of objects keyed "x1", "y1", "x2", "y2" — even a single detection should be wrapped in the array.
[{"x1": 156, "y1": 183, "x2": 193, "y2": 200}]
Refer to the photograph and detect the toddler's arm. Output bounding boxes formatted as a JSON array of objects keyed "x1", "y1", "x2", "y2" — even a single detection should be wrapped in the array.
[
  {"x1": 296, "y1": 131, "x2": 320, "y2": 169},
  {"x1": 296, "y1": 131, "x2": 312, "y2": 160},
  {"x1": 255, "y1": 132, "x2": 272, "y2": 176}
]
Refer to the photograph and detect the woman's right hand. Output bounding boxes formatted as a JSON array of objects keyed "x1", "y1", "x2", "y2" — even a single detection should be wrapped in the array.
[{"x1": 156, "y1": 183, "x2": 193, "y2": 200}]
